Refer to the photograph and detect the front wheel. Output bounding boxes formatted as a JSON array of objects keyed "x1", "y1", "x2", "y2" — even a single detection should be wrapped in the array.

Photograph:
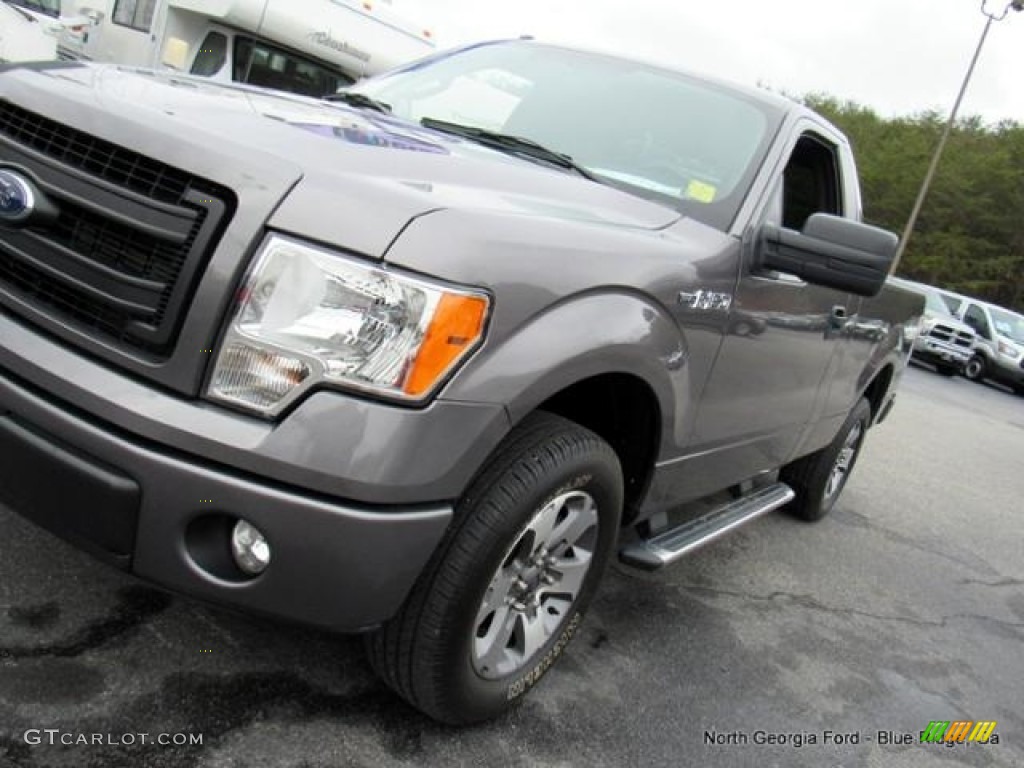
[
  {"x1": 781, "y1": 398, "x2": 872, "y2": 522},
  {"x1": 963, "y1": 355, "x2": 986, "y2": 382},
  {"x1": 366, "y1": 412, "x2": 623, "y2": 724}
]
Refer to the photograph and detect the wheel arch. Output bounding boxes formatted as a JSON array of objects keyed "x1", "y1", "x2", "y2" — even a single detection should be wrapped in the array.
[
  {"x1": 861, "y1": 362, "x2": 895, "y2": 423},
  {"x1": 536, "y1": 373, "x2": 662, "y2": 523}
]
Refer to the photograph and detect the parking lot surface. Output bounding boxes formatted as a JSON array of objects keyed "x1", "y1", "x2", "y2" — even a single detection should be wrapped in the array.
[{"x1": 1, "y1": 365, "x2": 1022, "y2": 768}]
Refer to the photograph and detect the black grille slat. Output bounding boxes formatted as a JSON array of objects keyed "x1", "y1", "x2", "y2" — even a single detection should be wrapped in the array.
[
  {"x1": 0, "y1": 101, "x2": 193, "y2": 204},
  {"x1": 928, "y1": 323, "x2": 975, "y2": 349},
  {"x1": 0, "y1": 100, "x2": 234, "y2": 358},
  {"x1": 0, "y1": 249, "x2": 130, "y2": 343}
]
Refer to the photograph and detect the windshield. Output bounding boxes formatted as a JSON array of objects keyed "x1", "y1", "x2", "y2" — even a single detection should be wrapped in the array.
[
  {"x1": 989, "y1": 306, "x2": 1024, "y2": 343},
  {"x1": 923, "y1": 290, "x2": 953, "y2": 316},
  {"x1": 352, "y1": 41, "x2": 781, "y2": 231}
]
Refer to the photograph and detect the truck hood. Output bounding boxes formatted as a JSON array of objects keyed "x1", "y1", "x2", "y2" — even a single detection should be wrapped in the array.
[{"x1": 68, "y1": 66, "x2": 685, "y2": 254}]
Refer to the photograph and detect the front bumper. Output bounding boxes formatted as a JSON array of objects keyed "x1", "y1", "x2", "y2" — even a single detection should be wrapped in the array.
[
  {"x1": 0, "y1": 365, "x2": 452, "y2": 631},
  {"x1": 0, "y1": 310, "x2": 514, "y2": 632},
  {"x1": 911, "y1": 337, "x2": 972, "y2": 368}
]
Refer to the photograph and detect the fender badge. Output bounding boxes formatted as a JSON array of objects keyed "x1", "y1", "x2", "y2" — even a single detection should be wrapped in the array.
[{"x1": 678, "y1": 289, "x2": 733, "y2": 311}]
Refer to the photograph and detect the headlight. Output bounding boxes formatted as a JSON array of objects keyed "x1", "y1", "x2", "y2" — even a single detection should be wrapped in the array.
[
  {"x1": 207, "y1": 234, "x2": 489, "y2": 415},
  {"x1": 997, "y1": 340, "x2": 1021, "y2": 359}
]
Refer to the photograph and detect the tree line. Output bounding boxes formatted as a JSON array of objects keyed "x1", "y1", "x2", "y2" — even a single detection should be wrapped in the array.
[{"x1": 802, "y1": 95, "x2": 1024, "y2": 312}]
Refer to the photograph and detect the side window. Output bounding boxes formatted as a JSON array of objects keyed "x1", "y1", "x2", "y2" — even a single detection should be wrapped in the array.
[
  {"x1": 781, "y1": 133, "x2": 842, "y2": 231},
  {"x1": 113, "y1": 0, "x2": 158, "y2": 32},
  {"x1": 191, "y1": 32, "x2": 228, "y2": 77},
  {"x1": 758, "y1": 132, "x2": 842, "y2": 282},
  {"x1": 963, "y1": 304, "x2": 991, "y2": 339}
]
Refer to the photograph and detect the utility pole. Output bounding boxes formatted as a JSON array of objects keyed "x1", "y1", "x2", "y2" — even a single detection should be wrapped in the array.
[{"x1": 891, "y1": 0, "x2": 1022, "y2": 272}]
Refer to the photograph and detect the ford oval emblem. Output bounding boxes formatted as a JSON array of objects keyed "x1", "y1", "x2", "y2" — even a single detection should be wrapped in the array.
[{"x1": 0, "y1": 169, "x2": 36, "y2": 223}]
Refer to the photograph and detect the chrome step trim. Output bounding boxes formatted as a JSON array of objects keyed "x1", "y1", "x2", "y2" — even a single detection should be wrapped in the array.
[{"x1": 620, "y1": 482, "x2": 795, "y2": 570}]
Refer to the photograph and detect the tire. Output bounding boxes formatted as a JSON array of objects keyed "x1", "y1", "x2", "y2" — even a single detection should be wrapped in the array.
[
  {"x1": 934, "y1": 364, "x2": 958, "y2": 377},
  {"x1": 780, "y1": 398, "x2": 872, "y2": 522},
  {"x1": 963, "y1": 355, "x2": 986, "y2": 382},
  {"x1": 365, "y1": 411, "x2": 623, "y2": 724}
]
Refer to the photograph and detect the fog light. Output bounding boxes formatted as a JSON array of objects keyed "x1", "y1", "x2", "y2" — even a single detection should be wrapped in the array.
[{"x1": 231, "y1": 520, "x2": 271, "y2": 576}]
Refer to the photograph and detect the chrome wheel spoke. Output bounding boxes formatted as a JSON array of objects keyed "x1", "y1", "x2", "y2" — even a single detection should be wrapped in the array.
[
  {"x1": 826, "y1": 424, "x2": 862, "y2": 499},
  {"x1": 525, "y1": 497, "x2": 564, "y2": 554},
  {"x1": 475, "y1": 567, "x2": 516, "y2": 624},
  {"x1": 550, "y1": 495, "x2": 598, "y2": 554},
  {"x1": 474, "y1": 605, "x2": 517, "y2": 675},
  {"x1": 545, "y1": 554, "x2": 591, "y2": 597},
  {"x1": 517, "y1": 611, "x2": 548, "y2": 661}
]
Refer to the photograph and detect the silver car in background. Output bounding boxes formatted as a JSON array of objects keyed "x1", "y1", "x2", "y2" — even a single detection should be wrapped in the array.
[
  {"x1": 890, "y1": 278, "x2": 976, "y2": 376},
  {"x1": 936, "y1": 289, "x2": 1024, "y2": 395}
]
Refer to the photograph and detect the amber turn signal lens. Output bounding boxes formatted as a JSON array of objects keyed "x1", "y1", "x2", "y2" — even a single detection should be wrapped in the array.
[{"x1": 404, "y1": 293, "x2": 489, "y2": 396}]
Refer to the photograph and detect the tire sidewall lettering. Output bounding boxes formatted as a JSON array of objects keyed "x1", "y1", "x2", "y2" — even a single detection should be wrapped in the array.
[{"x1": 506, "y1": 611, "x2": 583, "y2": 701}]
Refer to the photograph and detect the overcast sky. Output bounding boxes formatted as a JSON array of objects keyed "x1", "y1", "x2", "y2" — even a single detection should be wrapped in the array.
[{"x1": 397, "y1": 0, "x2": 1023, "y2": 124}]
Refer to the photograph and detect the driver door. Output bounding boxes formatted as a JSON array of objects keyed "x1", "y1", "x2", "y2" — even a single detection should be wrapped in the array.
[{"x1": 668, "y1": 124, "x2": 856, "y2": 501}]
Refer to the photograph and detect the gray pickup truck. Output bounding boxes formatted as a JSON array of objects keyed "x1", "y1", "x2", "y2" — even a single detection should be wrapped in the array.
[{"x1": 0, "y1": 41, "x2": 922, "y2": 723}]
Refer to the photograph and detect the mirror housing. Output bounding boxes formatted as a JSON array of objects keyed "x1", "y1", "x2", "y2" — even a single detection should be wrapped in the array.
[{"x1": 760, "y1": 214, "x2": 898, "y2": 297}]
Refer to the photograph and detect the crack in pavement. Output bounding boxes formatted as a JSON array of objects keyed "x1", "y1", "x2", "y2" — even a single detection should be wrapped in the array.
[
  {"x1": 959, "y1": 576, "x2": 1024, "y2": 589},
  {"x1": 835, "y1": 509, "x2": 998, "y2": 576},
  {"x1": 675, "y1": 583, "x2": 1024, "y2": 633}
]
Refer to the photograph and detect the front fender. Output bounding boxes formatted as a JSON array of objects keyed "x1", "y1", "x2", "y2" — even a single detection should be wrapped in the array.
[{"x1": 442, "y1": 291, "x2": 691, "y2": 454}]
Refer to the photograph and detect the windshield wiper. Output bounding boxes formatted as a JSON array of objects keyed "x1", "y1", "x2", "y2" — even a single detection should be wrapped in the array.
[
  {"x1": 324, "y1": 92, "x2": 392, "y2": 114},
  {"x1": 420, "y1": 117, "x2": 599, "y2": 181}
]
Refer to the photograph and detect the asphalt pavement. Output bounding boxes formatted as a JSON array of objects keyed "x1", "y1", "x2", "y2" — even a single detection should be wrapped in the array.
[{"x1": 1, "y1": 364, "x2": 1022, "y2": 768}]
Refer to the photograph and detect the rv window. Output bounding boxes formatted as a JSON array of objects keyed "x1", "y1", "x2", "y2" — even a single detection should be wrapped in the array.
[
  {"x1": 112, "y1": 0, "x2": 158, "y2": 32},
  {"x1": 233, "y1": 36, "x2": 355, "y2": 98},
  {"x1": 191, "y1": 32, "x2": 228, "y2": 77},
  {"x1": 7, "y1": 0, "x2": 60, "y2": 18}
]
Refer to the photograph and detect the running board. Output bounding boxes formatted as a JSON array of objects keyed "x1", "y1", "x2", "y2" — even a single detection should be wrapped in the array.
[{"x1": 619, "y1": 483, "x2": 795, "y2": 571}]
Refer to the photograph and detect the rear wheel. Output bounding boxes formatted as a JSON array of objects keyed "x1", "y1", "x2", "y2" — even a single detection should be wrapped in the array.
[
  {"x1": 366, "y1": 412, "x2": 622, "y2": 724},
  {"x1": 964, "y1": 355, "x2": 986, "y2": 382},
  {"x1": 781, "y1": 398, "x2": 872, "y2": 522}
]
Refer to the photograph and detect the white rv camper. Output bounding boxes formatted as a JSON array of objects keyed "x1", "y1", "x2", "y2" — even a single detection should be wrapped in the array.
[
  {"x1": 0, "y1": 2, "x2": 58, "y2": 62},
  {"x1": 57, "y1": 0, "x2": 437, "y2": 96}
]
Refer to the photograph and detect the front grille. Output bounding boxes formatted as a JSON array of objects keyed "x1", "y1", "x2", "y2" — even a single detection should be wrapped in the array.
[
  {"x1": 927, "y1": 323, "x2": 974, "y2": 349},
  {"x1": 0, "y1": 100, "x2": 234, "y2": 358}
]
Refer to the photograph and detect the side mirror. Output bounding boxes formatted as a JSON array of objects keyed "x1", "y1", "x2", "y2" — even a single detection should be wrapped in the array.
[{"x1": 760, "y1": 214, "x2": 898, "y2": 297}]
